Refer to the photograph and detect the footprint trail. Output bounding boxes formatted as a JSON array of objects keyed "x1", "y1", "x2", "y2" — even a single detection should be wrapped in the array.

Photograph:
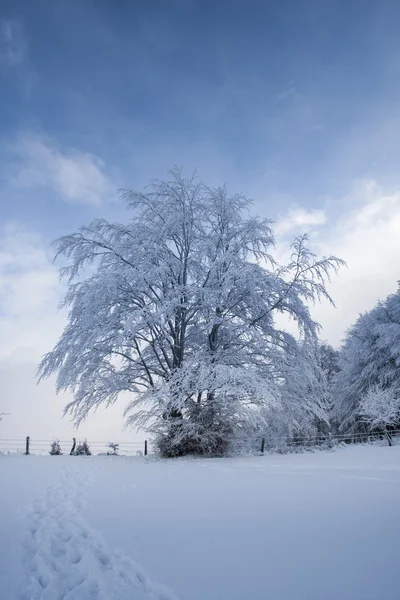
[{"x1": 19, "y1": 460, "x2": 182, "y2": 600}]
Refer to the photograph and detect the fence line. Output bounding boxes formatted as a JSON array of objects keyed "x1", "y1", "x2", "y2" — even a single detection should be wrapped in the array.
[
  {"x1": 0, "y1": 437, "x2": 150, "y2": 456},
  {"x1": 0, "y1": 438, "x2": 145, "y2": 445},
  {"x1": 257, "y1": 429, "x2": 400, "y2": 453},
  {"x1": 1, "y1": 429, "x2": 399, "y2": 456}
]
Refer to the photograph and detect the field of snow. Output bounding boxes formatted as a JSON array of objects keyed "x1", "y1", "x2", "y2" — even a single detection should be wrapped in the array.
[{"x1": 1, "y1": 444, "x2": 399, "y2": 600}]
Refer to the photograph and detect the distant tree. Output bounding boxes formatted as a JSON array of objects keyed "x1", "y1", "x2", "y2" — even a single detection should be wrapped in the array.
[
  {"x1": 318, "y1": 342, "x2": 340, "y2": 385},
  {"x1": 38, "y1": 169, "x2": 343, "y2": 457},
  {"x1": 49, "y1": 439, "x2": 63, "y2": 455},
  {"x1": 75, "y1": 440, "x2": 91, "y2": 455},
  {"x1": 333, "y1": 285, "x2": 400, "y2": 433}
]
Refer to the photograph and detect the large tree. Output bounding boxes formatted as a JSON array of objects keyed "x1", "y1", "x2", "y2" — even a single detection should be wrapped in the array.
[
  {"x1": 39, "y1": 170, "x2": 342, "y2": 456},
  {"x1": 333, "y1": 285, "x2": 400, "y2": 433}
]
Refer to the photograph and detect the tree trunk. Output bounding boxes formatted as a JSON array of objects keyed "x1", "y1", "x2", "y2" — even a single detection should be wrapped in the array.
[{"x1": 385, "y1": 428, "x2": 393, "y2": 447}]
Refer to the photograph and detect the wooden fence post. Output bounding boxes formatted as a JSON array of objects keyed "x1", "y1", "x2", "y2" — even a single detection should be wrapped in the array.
[
  {"x1": 70, "y1": 437, "x2": 77, "y2": 455},
  {"x1": 260, "y1": 438, "x2": 265, "y2": 454},
  {"x1": 144, "y1": 440, "x2": 148, "y2": 456},
  {"x1": 25, "y1": 436, "x2": 30, "y2": 455}
]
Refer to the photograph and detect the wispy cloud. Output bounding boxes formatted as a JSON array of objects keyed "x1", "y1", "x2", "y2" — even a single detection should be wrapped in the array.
[
  {"x1": 11, "y1": 134, "x2": 115, "y2": 205},
  {"x1": 275, "y1": 207, "x2": 326, "y2": 236},
  {"x1": 276, "y1": 81, "x2": 298, "y2": 101},
  {"x1": 0, "y1": 18, "x2": 26, "y2": 67},
  {"x1": 0, "y1": 17, "x2": 36, "y2": 96},
  {"x1": 282, "y1": 180, "x2": 400, "y2": 346}
]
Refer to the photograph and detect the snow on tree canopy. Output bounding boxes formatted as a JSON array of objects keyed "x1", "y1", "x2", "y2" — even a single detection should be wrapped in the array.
[
  {"x1": 332, "y1": 284, "x2": 400, "y2": 433},
  {"x1": 359, "y1": 385, "x2": 400, "y2": 432},
  {"x1": 269, "y1": 341, "x2": 331, "y2": 443},
  {"x1": 38, "y1": 169, "x2": 343, "y2": 456}
]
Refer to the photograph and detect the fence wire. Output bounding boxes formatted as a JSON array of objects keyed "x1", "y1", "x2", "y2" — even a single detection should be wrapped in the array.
[
  {"x1": 0, "y1": 438, "x2": 150, "y2": 456},
  {"x1": 1, "y1": 429, "x2": 399, "y2": 456}
]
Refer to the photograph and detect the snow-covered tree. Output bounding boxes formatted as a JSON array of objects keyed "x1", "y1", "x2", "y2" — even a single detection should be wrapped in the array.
[
  {"x1": 318, "y1": 342, "x2": 340, "y2": 386},
  {"x1": 266, "y1": 342, "x2": 331, "y2": 446},
  {"x1": 49, "y1": 439, "x2": 63, "y2": 455},
  {"x1": 333, "y1": 285, "x2": 400, "y2": 433},
  {"x1": 359, "y1": 385, "x2": 400, "y2": 444},
  {"x1": 38, "y1": 169, "x2": 343, "y2": 456}
]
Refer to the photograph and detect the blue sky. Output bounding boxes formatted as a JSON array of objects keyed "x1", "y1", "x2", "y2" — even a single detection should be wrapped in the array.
[
  {"x1": 2, "y1": 0, "x2": 400, "y2": 232},
  {"x1": 2, "y1": 0, "x2": 400, "y2": 442}
]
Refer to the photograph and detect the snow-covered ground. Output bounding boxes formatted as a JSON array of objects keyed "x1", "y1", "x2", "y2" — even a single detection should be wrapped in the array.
[{"x1": 1, "y1": 444, "x2": 399, "y2": 600}]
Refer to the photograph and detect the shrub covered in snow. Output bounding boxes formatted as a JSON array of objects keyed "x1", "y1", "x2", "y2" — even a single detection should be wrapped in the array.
[
  {"x1": 49, "y1": 439, "x2": 63, "y2": 455},
  {"x1": 359, "y1": 385, "x2": 400, "y2": 445},
  {"x1": 107, "y1": 442, "x2": 119, "y2": 455},
  {"x1": 359, "y1": 385, "x2": 400, "y2": 430},
  {"x1": 75, "y1": 440, "x2": 91, "y2": 455}
]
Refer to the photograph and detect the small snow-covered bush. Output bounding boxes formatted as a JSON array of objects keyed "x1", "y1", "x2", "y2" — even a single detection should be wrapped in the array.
[
  {"x1": 359, "y1": 385, "x2": 400, "y2": 431},
  {"x1": 156, "y1": 416, "x2": 234, "y2": 458},
  {"x1": 359, "y1": 385, "x2": 400, "y2": 446},
  {"x1": 49, "y1": 439, "x2": 63, "y2": 455},
  {"x1": 107, "y1": 442, "x2": 119, "y2": 455},
  {"x1": 75, "y1": 439, "x2": 91, "y2": 455}
]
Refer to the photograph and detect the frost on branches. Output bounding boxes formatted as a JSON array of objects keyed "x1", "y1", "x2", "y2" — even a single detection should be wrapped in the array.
[
  {"x1": 318, "y1": 342, "x2": 340, "y2": 387},
  {"x1": 267, "y1": 342, "x2": 331, "y2": 447},
  {"x1": 38, "y1": 169, "x2": 343, "y2": 456},
  {"x1": 332, "y1": 285, "x2": 400, "y2": 434},
  {"x1": 359, "y1": 385, "x2": 400, "y2": 439}
]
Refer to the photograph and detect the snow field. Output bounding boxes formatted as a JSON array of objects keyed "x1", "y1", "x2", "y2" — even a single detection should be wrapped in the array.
[{"x1": 1, "y1": 444, "x2": 400, "y2": 600}]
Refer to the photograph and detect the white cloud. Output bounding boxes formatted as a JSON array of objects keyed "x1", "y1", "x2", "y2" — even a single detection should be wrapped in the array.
[
  {"x1": 0, "y1": 18, "x2": 26, "y2": 67},
  {"x1": 0, "y1": 18, "x2": 36, "y2": 96},
  {"x1": 275, "y1": 207, "x2": 326, "y2": 235},
  {"x1": 0, "y1": 222, "x2": 63, "y2": 363},
  {"x1": 278, "y1": 180, "x2": 400, "y2": 347},
  {"x1": 0, "y1": 223, "x2": 139, "y2": 444},
  {"x1": 11, "y1": 134, "x2": 115, "y2": 205}
]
